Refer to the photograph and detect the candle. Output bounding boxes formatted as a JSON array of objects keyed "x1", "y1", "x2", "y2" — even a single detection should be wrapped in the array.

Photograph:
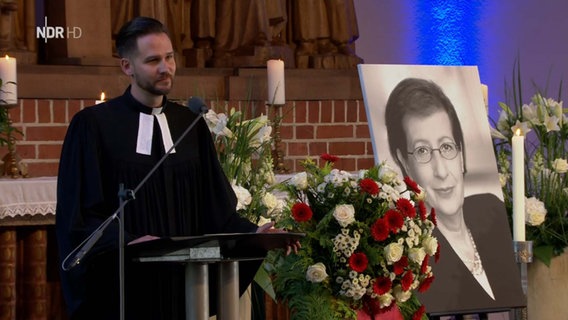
[
  {"x1": 481, "y1": 84, "x2": 488, "y2": 112},
  {"x1": 96, "y1": 92, "x2": 106, "y2": 104},
  {"x1": 267, "y1": 59, "x2": 285, "y2": 105},
  {"x1": 0, "y1": 55, "x2": 17, "y2": 105},
  {"x1": 512, "y1": 128, "x2": 525, "y2": 241}
]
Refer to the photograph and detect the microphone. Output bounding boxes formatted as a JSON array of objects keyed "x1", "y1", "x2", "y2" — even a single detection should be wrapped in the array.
[{"x1": 187, "y1": 96, "x2": 209, "y2": 115}]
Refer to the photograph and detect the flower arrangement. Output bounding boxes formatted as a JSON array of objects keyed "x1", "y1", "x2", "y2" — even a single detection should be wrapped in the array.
[
  {"x1": 204, "y1": 102, "x2": 285, "y2": 224},
  {"x1": 266, "y1": 155, "x2": 438, "y2": 320},
  {"x1": 491, "y1": 92, "x2": 568, "y2": 266}
]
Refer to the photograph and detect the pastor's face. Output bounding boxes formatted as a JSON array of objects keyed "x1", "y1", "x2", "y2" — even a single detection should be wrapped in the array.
[{"x1": 130, "y1": 32, "x2": 176, "y2": 96}]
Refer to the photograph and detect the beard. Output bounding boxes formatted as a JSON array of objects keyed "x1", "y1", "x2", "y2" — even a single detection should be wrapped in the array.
[{"x1": 135, "y1": 74, "x2": 174, "y2": 96}]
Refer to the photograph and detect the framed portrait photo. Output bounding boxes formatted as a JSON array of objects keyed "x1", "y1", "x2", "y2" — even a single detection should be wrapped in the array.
[{"x1": 358, "y1": 64, "x2": 525, "y2": 316}]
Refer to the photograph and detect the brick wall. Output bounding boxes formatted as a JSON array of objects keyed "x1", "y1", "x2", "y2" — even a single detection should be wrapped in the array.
[{"x1": 1, "y1": 98, "x2": 374, "y2": 178}]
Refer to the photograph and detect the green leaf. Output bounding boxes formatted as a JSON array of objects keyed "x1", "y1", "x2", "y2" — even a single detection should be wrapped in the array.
[
  {"x1": 534, "y1": 245, "x2": 554, "y2": 267},
  {"x1": 254, "y1": 266, "x2": 276, "y2": 300}
]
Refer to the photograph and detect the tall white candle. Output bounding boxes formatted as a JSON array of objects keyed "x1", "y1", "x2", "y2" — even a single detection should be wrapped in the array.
[
  {"x1": 481, "y1": 84, "x2": 488, "y2": 112},
  {"x1": 267, "y1": 59, "x2": 285, "y2": 105},
  {"x1": 512, "y1": 129, "x2": 525, "y2": 241},
  {"x1": 0, "y1": 55, "x2": 17, "y2": 105}
]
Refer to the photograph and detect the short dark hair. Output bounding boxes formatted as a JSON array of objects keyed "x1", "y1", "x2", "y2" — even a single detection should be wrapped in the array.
[
  {"x1": 384, "y1": 77, "x2": 467, "y2": 175},
  {"x1": 115, "y1": 16, "x2": 170, "y2": 58}
]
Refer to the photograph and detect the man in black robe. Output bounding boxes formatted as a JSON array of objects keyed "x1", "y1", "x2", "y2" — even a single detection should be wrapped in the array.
[{"x1": 56, "y1": 16, "x2": 281, "y2": 320}]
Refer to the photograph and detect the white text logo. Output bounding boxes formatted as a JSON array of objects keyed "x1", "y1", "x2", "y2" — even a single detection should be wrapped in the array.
[{"x1": 36, "y1": 17, "x2": 82, "y2": 43}]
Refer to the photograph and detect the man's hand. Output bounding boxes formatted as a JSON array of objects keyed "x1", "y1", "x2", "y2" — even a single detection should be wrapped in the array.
[
  {"x1": 256, "y1": 221, "x2": 301, "y2": 255},
  {"x1": 127, "y1": 235, "x2": 160, "y2": 245}
]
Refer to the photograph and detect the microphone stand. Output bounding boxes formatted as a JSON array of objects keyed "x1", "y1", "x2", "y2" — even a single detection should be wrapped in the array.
[{"x1": 62, "y1": 103, "x2": 208, "y2": 320}]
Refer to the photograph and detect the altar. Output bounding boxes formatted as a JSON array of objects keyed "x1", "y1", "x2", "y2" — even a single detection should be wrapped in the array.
[{"x1": 0, "y1": 176, "x2": 64, "y2": 320}]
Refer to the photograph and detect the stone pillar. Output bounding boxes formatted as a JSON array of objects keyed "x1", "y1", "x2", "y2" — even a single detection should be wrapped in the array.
[{"x1": 44, "y1": 0, "x2": 116, "y2": 66}]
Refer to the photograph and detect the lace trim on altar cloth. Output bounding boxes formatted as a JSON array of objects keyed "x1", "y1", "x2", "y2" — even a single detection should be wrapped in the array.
[{"x1": 0, "y1": 202, "x2": 56, "y2": 219}]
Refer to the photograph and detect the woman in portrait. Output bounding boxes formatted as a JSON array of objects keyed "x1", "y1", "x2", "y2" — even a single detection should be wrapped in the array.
[{"x1": 384, "y1": 78, "x2": 524, "y2": 317}]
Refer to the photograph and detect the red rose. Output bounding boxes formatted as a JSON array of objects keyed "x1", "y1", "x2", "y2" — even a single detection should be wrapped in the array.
[
  {"x1": 291, "y1": 202, "x2": 313, "y2": 222},
  {"x1": 320, "y1": 153, "x2": 339, "y2": 163},
  {"x1": 418, "y1": 276, "x2": 435, "y2": 293},
  {"x1": 393, "y1": 256, "x2": 408, "y2": 275},
  {"x1": 412, "y1": 305, "x2": 426, "y2": 320},
  {"x1": 359, "y1": 178, "x2": 380, "y2": 195},
  {"x1": 435, "y1": 242, "x2": 441, "y2": 263},
  {"x1": 371, "y1": 218, "x2": 389, "y2": 241},
  {"x1": 348, "y1": 252, "x2": 368, "y2": 273},
  {"x1": 396, "y1": 198, "x2": 416, "y2": 218},
  {"x1": 384, "y1": 209, "x2": 404, "y2": 233},
  {"x1": 373, "y1": 276, "x2": 392, "y2": 295},
  {"x1": 401, "y1": 271, "x2": 414, "y2": 291},
  {"x1": 404, "y1": 176, "x2": 421, "y2": 194}
]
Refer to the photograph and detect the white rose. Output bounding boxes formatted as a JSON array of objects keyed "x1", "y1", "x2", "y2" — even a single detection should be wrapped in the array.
[
  {"x1": 525, "y1": 196, "x2": 547, "y2": 226},
  {"x1": 384, "y1": 242, "x2": 404, "y2": 264},
  {"x1": 552, "y1": 158, "x2": 568, "y2": 173},
  {"x1": 262, "y1": 192, "x2": 278, "y2": 211},
  {"x1": 306, "y1": 262, "x2": 328, "y2": 283},
  {"x1": 333, "y1": 204, "x2": 356, "y2": 227},
  {"x1": 289, "y1": 172, "x2": 308, "y2": 190},
  {"x1": 422, "y1": 236, "x2": 438, "y2": 256},
  {"x1": 378, "y1": 164, "x2": 398, "y2": 183},
  {"x1": 408, "y1": 247, "x2": 426, "y2": 264},
  {"x1": 231, "y1": 184, "x2": 251, "y2": 210},
  {"x1": 378, "y1": 293, "x2": 395, "y2": 308},
  {"x1": 393, "y1": 285, "x2": 412, "y2": 303}
]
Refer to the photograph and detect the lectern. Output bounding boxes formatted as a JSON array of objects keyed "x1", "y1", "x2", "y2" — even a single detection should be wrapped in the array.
[{"x1": 128, "y1": 232, "x2": 304, "y2": 320}]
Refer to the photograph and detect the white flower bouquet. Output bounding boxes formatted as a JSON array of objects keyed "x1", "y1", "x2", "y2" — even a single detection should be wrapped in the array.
[
  {"x1": 492, "y1": 92, "x2": 568, "y2": 265},
  {"x1": 265, "y1": 155, "x2": 437, "y2": 319}
]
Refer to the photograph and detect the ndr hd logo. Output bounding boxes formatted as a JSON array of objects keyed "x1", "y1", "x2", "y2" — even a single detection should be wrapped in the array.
[{"x1": 36, "y1": 17, "x2": 82, "y2": 42}]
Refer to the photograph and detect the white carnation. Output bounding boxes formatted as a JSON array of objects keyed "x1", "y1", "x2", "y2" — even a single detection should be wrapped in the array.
[
  {"x1": 422, "y1": 236, "x2": 438, "y2": 256},
  {"x1": 408, "y1": 247, "x2": 427, "y2": 264}
]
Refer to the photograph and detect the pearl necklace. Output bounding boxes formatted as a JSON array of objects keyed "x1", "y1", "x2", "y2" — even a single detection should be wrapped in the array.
[{"x1": 463, "y1": 228, "x2": 484, "y2": 276}]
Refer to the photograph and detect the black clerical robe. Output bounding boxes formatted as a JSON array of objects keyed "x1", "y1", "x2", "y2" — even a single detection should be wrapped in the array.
[{"x1": 56, "y1": 87, "x2": 259, "y2": 320}]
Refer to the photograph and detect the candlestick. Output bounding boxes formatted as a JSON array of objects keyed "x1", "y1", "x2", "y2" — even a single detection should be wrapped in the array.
[
  {"x1": 267, "y1": 59, "x2": 285, "y2": 105},
  {"x1": 512, "y1": 129, "x2": 525, "y2": 241},
  {"x1": 0, "y1": 55, "x2": 17, "y2": 105},
  {"x1": 96, "y1": 92, "x2": 106, "y2": 104}
]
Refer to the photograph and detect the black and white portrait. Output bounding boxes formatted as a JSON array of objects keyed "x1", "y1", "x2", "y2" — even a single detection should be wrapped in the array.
[{"x1": 358, "y1": 65, "x2": 525, "y2": 316}]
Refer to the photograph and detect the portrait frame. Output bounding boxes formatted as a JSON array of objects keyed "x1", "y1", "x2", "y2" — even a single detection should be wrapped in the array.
[{"x1": 357, "y1": 64, "x2": 525, "y2": 315}]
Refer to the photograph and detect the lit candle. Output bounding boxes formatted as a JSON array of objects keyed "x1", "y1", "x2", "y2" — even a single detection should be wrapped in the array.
[
  {"x1": 96, "y1": 91, "x2": 106, "y2": 104},
  {"x1": 267, "y1": 59, "x2": 285, "y2": 105},
  {"x1": 512, "y1": 128, "x2": 525, "y2": 241},
  {"x1": 0, "y1": 55, "x2": 17, "y2": 105}
]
